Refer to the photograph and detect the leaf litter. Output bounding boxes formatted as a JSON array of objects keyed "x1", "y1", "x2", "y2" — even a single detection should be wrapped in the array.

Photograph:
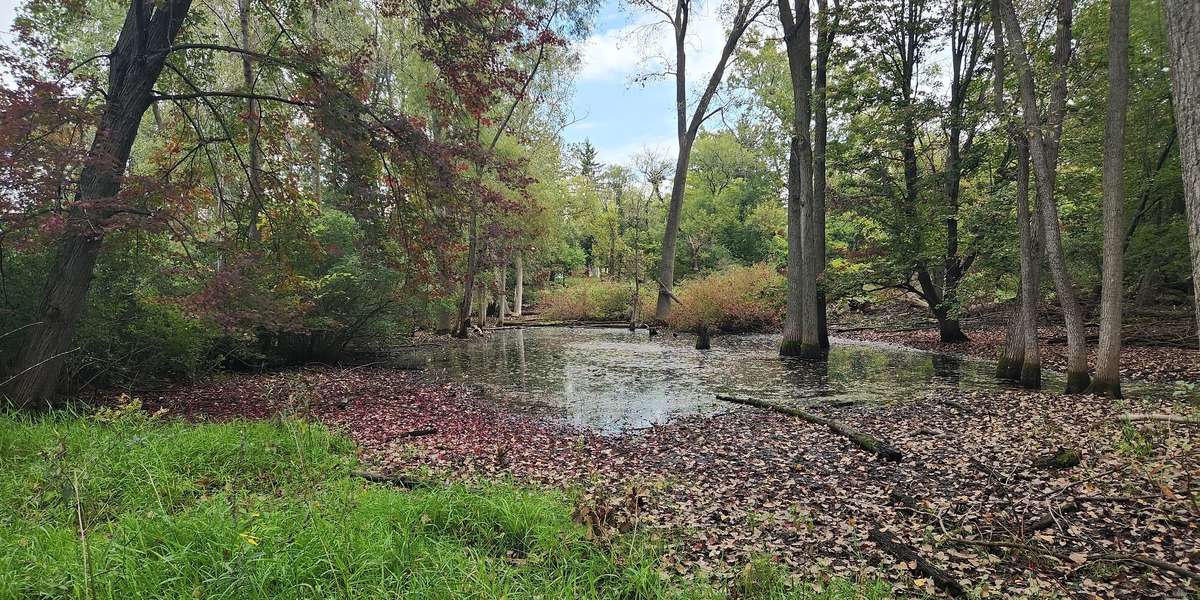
[{"x1": 129, "y1": 365, "x2": 1199, "y2": 598}]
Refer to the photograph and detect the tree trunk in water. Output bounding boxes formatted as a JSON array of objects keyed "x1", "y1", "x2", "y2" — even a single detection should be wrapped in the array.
[
  {"x1": 996, "y1": 305, "x2": 1025, "y2": 380},
  {"x1": 1089, "y1": 0, "x2": 1130, "y2": 398},
  {"x1": 239, "y1": 0, "x2": 263, "y2": 241},
  {"x1": 654, "y1": 1, "x2": 759, "y2": 321},
  {"x1": 1163, "y1": 0, "x2": 1200, "y2": 351},
  {"x1": 813, "y1": 0, "x2": 836, "y2": 350},
  {"x1": 779, "y1": 0, "x2": 822, "y2": 358},
  {"x1": 656, "y1": 146, "x2": 690, "y2": 321},
  {"x1": 477, "y1": 282, "x2": 487, "y2": 329},
  {"x1": 991, "y1": 0, "x2": 1040, "y2": 388},
  {"x1": 3, "y1": 1, "x2": 195, "y2": 408},
  {"x1": 998, "y1": 0, "x2": 1090, "y2": 393},
  {"x1": 495, "y1": 265, "x2": 507, "y2": 326},
  {"x1": 1016, "y1": 141, "x2": 1043, "y2": 388},
  {"x1": 512, "y1": 251, "x2": 523, "y2": 317},
  {"x1": 455, "y1": 211, "x2": 479, "y2": 338},
  {"x1": 695, "y1": 326, "x2": 711, "y2": 350}
]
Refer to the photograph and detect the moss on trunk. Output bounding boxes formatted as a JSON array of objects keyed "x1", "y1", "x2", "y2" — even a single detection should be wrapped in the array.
[{"x1": 1064, "y1": 370, "x2": 1092, "y2": 394}]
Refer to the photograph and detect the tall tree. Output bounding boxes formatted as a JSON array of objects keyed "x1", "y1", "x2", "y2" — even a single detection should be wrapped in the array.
[
  {"x1": 639, "y1": 0, "x2": 770, "y2": 321},
  {"x1": 4, "y1": 0, "x2": 195, "y2": 408},
  {"x1": 997, "y1": 0, "x2": 1091, "y2": 393},
  {"x1": 239, "y1": 0, "x2": 263, "y2": 241},
  {"x1": 992, "y1": 0, "x2": 1042, "y2": 388},
  {"x1": 777, "y1": 0, "x2": 820, "y2": 357},
  {"x1": 918, "y1": 0, "x2": 989, "y2": 343},
  {"x1": 1162, "y1": 0, "x2": 1200, "y2": 350},
  {"x1": 1090, "y1": 0, "x2": 1131, "y2": 397},
  {"x1": 812, "y1": 0, "x2": 842, "y2": 349}
]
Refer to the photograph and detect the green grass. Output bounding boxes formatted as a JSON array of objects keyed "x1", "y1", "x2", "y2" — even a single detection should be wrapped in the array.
[{"x1": 0, "y1": 405, "x2": 893, "y2": 599}]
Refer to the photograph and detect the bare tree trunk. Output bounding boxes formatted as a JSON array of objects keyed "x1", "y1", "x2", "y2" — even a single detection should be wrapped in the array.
[
  {"x1": 1016, "y1": 141, "x2": 1043, "y2": 387},
  {"x1": 495, "y1": 265, "x2": 507, "y2": 326},
  {"x1": 1090, "y1": 0, "x2": 1130, "y2": 397},
  {"x1": 477, "y1": 281, "x2": 487, "y2": 329},
  {"x1": 654, "y1": 0, "x2": 766, "y2": 321},
  {"x1": 998, "y1": 0, "x2": 1090, "y2": 393},
  {"x1": 779, "y1": 0, "x2": 821, "y2": 358},
  {"x1": 991, "y1": 0, "x2": 1041, "y2": 387},
  {"x1": 814, "y1": 0, "x2": 840, "y2": 350},
  {"x1": 1163, "y1": 0, "x2": 1200, "y2": 350},
  {"x1": 455, "y1": 211, "x2": 479, "y2": 338},
  {"x1": 4, "y1": 1, "x2": 195, "y2": 408},
  {"x1": 239, "y1": 0, "x2": 263, "y2": 241},
  {"x1": 513, "y1": 251, "x2": 523, "y2": 317}
]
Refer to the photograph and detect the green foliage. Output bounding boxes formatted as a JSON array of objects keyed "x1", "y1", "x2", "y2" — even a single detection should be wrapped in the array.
[
  {"x1": 666, "y1": 264, "x2": 785, "y2": 333},
  {"x1": 0, "y1": 412, "x2": 891, "y2": 600}
]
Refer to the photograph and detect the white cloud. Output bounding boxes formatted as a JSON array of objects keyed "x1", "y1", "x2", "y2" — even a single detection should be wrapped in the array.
[
  {"x1": 576, "y1": 5, "x2": 729, "y2": 85},
  {"x1": 597, "y1": 133, "x2": 677, "y2": 168}
]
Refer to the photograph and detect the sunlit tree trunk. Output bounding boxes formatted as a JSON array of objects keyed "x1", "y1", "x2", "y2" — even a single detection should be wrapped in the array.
[
  {"x1": 1163, "y1": 0, "x2": 1200, "y2": 350},
  {"x1": 4, "y1": 1, "x2": 195, "y2": 408},
  {"x1": 1090, "y1": 0, "x2": 1130, "y2": 397}
]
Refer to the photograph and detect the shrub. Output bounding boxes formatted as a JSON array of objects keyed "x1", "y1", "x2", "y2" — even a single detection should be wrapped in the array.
[
  {"x1": 539, "y1": 278, "x2": 652, "y2": 321},
  {"x1": 666, "y1": 264, "x2": 785, "y2": 333}
]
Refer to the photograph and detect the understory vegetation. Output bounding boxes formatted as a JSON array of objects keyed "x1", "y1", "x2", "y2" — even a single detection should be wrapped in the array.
[{"x1": 0, "y1": 408, "x2": 892, "y2": 600}]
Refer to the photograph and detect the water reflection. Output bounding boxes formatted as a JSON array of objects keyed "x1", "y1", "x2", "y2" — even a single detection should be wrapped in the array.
[{"x1": 393, "y1": 327, "x2": 1056, "y2": 433}]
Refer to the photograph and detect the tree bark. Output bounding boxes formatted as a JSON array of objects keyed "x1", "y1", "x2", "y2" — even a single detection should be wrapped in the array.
[
  {"x1": 813, "y1": 0, "x2": 840, "y2": 350},
  {"x1": 239, "y1": 0, "x2": 263, "y2": 241},
  {"x1": 1015, "y1": 140, "x2": 1043, "y2": 387},
  {"x1": 512, "y1": 251, "x2": 523, "y2": 317},
  {"x1": 495, "y1": 264, "x2": 507, "y2": 326},
  {"x1": 998, "y1": 0, "x2": 1090, "y2": 393},
  {"x1": 455, "y1": 211, "x2": 479, "y2": 338},
  {"x1": 1162, "y1": 0, "x2": 1200, "y2": 351},
  {"x1": 654, "y1": 0, "x2": 765, "y2": 321},
  {"x1": 779, "y1": 0, "x2": 822, "y2": 358},
  {"x1": 1089, "y1": 0, "x2": 1130, "y2": 398},
  {"x1": 4, "y1": 0, "x2": 195, "y2": 408}
]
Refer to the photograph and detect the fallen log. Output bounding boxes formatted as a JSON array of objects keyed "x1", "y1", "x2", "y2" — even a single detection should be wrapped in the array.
[
  {"x1": 869, "y1": 529, "x2": 965, "y2": 597},
  {"x1": 352, "y1": 471, "x2": 427, "y2": 488},
  {"x1": 951, "y1": 538, "x2": 1200, "y2": 582},
  {"x1": 715, "y1": 395, "x2": 903, "y2": 461},
  {"x1": 1031, "y1": 447, "x2": 1081, "y2": 470},
  {"x1": 1117, "y1": 413, "x2": 1200, "y2": 425},
  {"x1": 398, "y1": 428, "x2": 438, "y2": 438}
]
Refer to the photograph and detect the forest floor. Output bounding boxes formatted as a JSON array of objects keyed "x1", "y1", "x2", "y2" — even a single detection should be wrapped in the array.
[
  {"x1": 834, "y1": 302, "x2": 1200, "y2": 384},
  {"x1": 127, "y1": 365, "x2": 1200, "y2": 599}
]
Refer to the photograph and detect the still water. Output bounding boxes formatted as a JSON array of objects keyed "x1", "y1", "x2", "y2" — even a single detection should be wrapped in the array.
[{"x1": 394, "y1": 327, "x2": 1086, "y2": 433}]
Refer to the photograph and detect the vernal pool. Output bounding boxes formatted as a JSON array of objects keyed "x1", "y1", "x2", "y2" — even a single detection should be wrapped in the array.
[{"x1": 392, "y1": 326, "x2": 1135, "y2": 433}]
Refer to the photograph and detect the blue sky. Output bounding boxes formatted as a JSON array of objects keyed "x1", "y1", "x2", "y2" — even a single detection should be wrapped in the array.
[
  {"x1": 0, "y1": 0, "x2": 723, "y2": 167},
  {"x1": 564, "y1": 0, "x2": 731, "y2": 167}
]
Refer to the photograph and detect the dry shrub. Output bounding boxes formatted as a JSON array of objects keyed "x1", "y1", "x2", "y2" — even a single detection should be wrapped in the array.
[
  {"x1": 666, "y1": 264, "x2": 784, "y2": 333},
  {"x1": 540, "y1": 278, "x2": 647, "y2": 321}
]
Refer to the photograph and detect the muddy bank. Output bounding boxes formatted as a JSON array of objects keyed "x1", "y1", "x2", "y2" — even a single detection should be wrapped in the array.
[{"x1": 135, "y1": 366, "x2": 1199, "y2": 598}]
